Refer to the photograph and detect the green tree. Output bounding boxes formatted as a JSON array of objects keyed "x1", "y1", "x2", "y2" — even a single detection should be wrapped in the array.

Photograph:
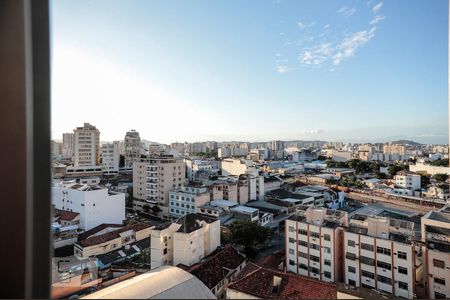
[
  {"x1": 151, "y1": 205, "x2": 162, "y2": 215},
  {"x1": 421, "y1": 175, "x2": 431, "y2": 187},
  {"x1": 432, "y1": 173, "x2": 449, "y2": 183},
  {"x1": 431, "y1": 159, "x2": 449, "y2": 167},
  {"x1": 388, "y1": 164, "x2": 408, "y2": 177},
  {"x1": 229, "y1": 220, "x2": 271, "y2": 258}
]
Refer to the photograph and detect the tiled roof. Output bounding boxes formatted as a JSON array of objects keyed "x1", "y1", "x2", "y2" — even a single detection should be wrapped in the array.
[
  {"x1": 181, "y1": 245, "x2": 246, "y2": 289},
  {"x1": 77, "y1": 223, "x2": 153, "y2": 248},
  {"x1": 228, "y1": 263, "x2": 337, "y2": 299},
  {"x1": 256, "y1": 253, "x2": 284, "y2": 271},
  {"x1": 54, "y1": 208, "x2": 79, "y2": 221}
]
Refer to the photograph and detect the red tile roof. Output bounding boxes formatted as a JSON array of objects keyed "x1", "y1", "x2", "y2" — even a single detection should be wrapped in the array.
[
  {"x1": 180, "y1": 245, "x2": 246, "y2": 289},
  {"x1": 54, "y1": 208, "x2": 79, "y2": 221},
  {"x1": 256, "y1": 253, "x2": 284, "y2": 271},
  {"x1": 77, "y1": 223, "x2": 153, "y2": 248},
  {"x1": 228, "y1": 262, "x2": 337, "y2": 299}
]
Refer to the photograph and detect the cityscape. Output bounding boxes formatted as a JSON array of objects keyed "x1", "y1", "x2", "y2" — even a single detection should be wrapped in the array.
[
  {"x1": 44, "y1": 0, "x2": 450, "y2": 299},
  {"x1": 50, "y1": 124, "x2": 450, "y2": 299}
]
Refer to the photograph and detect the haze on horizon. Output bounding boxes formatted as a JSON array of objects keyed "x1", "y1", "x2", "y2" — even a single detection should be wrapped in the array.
[{"x1": 51, "y1": 0, "x2": 449, "y2": 145}]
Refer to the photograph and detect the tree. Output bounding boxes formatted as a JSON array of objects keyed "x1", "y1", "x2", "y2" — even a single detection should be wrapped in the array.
[
  {"x1": 388, "y1": 164, "x2": 408, "y2": 177},
  {"x1": 142, "y1": 204, "x2": 150, "y2": 213},
  {"x1": 432, "y1": 173, "x2": 449, "y2": 183},
  {"x1": 229, "y1": 220, "x2": 271, "y2": 258},
  {"x1": 431, "y1": 159, "x2": 449, "y2": 167},
  {"x1": 421, "y1": 175, "x2": 431, "y2": 187},
  {"x1": 151, "y1": 205, "x2": 162, "y2": 215}
]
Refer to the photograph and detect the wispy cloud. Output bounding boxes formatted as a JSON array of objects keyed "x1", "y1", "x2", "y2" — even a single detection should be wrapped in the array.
[
  {"x1": 373, "y1": 2, "x2": 383, "y2": 13},
  {"x1": 333, "y1": 27, "x2": 377, "y2": 65},
  {"x1": 337, "y1": 6, "x2": 356, "y2": 17},
  {"x1": 276, "y1": 65, "x2": 292, "y2": 73},
  {"x1": 302, "y1": 129, "x2": 324, "y2": 134},
  {"x1": 298, "y1": 21, "x2": 316, "y2": 30},
  {"x1": 299, "y1": 43, "x2": 333, "y2": 65},
  {"x1": 369, "y1": 15, "x2": 385, "y2": 25}
]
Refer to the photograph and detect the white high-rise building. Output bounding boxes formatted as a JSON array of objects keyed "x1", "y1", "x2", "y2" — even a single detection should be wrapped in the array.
[
  {"x1": 101, "y1": 141, "x2": 120, "y2": 175},
  {"x1": 62, "y1": 132, "x2": 74, "y2": 159},
  {"x1": 124, "y1": 129, "x2": 141, "y2": 168},
  {"x1": 73, "y1": 123, "x2": 100, "y2": 167},
  {"x1": 52, "y1": 181, "x2": 125, "y2": 231}
]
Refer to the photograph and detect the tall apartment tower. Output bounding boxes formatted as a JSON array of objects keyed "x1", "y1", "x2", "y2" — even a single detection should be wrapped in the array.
[
  {"x1": 73, "y1": 123, "x2": 100, "y2": 167},
  {"x1": 62, "y1": 132, "x2": 74, "y2": 158},
  {"x1": 133, "y1": 154, "x2": 186, "y2": 217},
  {"x1": 101, "y1": 141, "x2": 120, "y2": 175},
  {"x1": 124, "y1": 129, "x2": 141, "y2": 168}
]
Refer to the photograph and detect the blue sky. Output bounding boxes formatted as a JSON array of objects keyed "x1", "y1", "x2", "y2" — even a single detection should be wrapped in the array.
[{"x1": 51, "y1": 0, "x2": 448, "y2": 144}]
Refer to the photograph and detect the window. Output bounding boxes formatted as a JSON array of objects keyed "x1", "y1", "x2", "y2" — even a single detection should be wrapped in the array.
[
  {"x1": 398, "y1": 281, "x2": 408, "y2": 290},
  {"x1": 310, "y1": 267, "x2": 319, "y2": 274},
  {"x1": 435, "y1": 292, "x2": 446, "y2": 299},
  {"x1": 298, "y1": 252, "x2": 308, "y2": 258},
  {"x1": 298, "y1": 229, "x2": 308, "y2": 235},
  {"x1": 289, "y1": 259, "x2": 295, "y2": 266},
  {"x1": 433, "y1": 259, "x2": 445, "y2": 269},
  {"x1": 346, "y1": 252, "x2": 356, "y2": 260},
  {"x1": 347, "y1": 240, "x2": 355, "y2": 247},
  {"x1": 289, "y1": 226, "x2": 295, "y2": 232},
  {"x1": 398, "y1": 266, "x2": 408, "y2": 275},
  {"x1": 310, "y1": 232, "x2": 320, "y2": 238},
  {"x1": 434, "y1": 277, "x2": 446, "y2": 286},
  {"x1": 323, "y1": 246, "x2": 331, "y2": 254},
  {"x1": 299, "y1": 263, "x2": 308, "y2": 270},
  {"x1": 377, "y1": 246, "x2": 391, "y2": 256},
  {"x1": 310, "y1": 255, "x2": 320, "y2": 262},
  {"x1": 310, "y1": 243, "x2": 320, "y2": 250},
  {"x1": 324, "y1": 271, "x2": 331, "y2": 279},
  {"x1": 163, "y1": 248, "x2": 168, "y2": 255},
  {"x1": 324, "y1": 259, "x2": 331, "y2": 266},
  {"x1": 299, "y1": 240, "x2": 308, "y2": 247},
  {"x1": 289, "y1": 248, "x2": 295, "y2": 255},
  {"x1": 348, "y1": 279, "x2": 356, "y2": 286},
  {"x1": 360, "y1": 256, "x2": 375, "y2": 266},
  {"x1": 362, "y1": 270, "x2": 375, "y2": 279},
  {"x1": 377, "y1": 275, "x2": 392, "y2": 285},
  {"x1": 348, "y1": 266, "x2": 356, "y2": 273},
  {"x1": 377, "y1": 261, "x2": 391, "y2": 270},
  {"x1": 323, "y1": 234, "x2": 331, "y2": 241},
  {"x1": 397, "y1": 251, "x2": 407, "y2": 260},
  {"x1": 361, "y1": 243, "x2": 374, "y2": 251},
  {"x1": 289, "y1": 237, "x2": 295, "y2": 244}
]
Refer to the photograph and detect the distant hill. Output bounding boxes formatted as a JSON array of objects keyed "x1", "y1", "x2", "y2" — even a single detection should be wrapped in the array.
[{"x1": 389, "y1": 139, "x2": 422, "y2": 145}]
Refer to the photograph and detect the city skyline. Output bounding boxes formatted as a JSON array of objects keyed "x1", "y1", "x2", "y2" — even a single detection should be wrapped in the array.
[{"x1": 51, "y1": 0, "x2": 448, "y2": 144}]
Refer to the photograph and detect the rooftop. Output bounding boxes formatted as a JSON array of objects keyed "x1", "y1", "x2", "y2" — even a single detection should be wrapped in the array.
[
  {"x1": 228, "y1": 263, "x2": 337, "y2": 299},
  {"x1": 176, "y1": 213, "x2": 217, "y2": 234},
  {"x1": 54, "y1": 208, "x2": 79, "y2": 221}
]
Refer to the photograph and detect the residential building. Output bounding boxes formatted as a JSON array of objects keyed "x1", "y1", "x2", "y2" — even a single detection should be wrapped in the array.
[
  {"x1": 179, "y1": 245, "x2": 247, "y2": 298},
  {"x1": 221, "y1": 158, "x2": 257, "y2": 176},
  {"x1": 169, "y1": 183, "x2": 210, "y2": 218},
  {"x1": 331, "y1": 150, "x2": 353, "y2": 162},
  {"x1": 73, "y1": 123, "x2": 100, "y2": 167},
  {"x1": 226, "y1": 262, "x2": 338, "y2": 299},
  {"x1": 395, "y1": 171, "x2": 421, "y2": 190},
  {"x1": 101, "y1": 141, "x2": 120, "y2": 176},
  {"x1": 62, "y1": 132, "x2": 75, "y2": 159},
  {"x1": 52, "y1": 209, "x2": 80, "y2": 249},
  {"x1": 344, "y1": 215, "x2": 418, "y2": 299},
  {"x1": 124, "y1": 129, "x2": 141, "y2": 168},
  {"x1": 150, "y1": 213, "x2": 220, "y2": 269},
  {"x1": 52, "y1": 181, "x2": 125, "y2": 231},
  {"x1": 133, "y1": 155, "x2": 186, "y2": 217},
  {"x1": 285, "y1": 207, "x2": 348, "y2": 283},
  {"x1": 422, "y1": 185, "x2": 449, "y2": 201},
  {"x1": 74, "y1": 223, "x2": 153, "y2": 260},
  {"x1": 421, "y1": 207, "x2": 450, "y2": 299},
  {"x1": 383, "y1": 143, "x2": 406, "y2": 156}
]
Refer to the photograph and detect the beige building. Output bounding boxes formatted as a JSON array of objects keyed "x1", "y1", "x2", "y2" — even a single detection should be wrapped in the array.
[
  {"x1": 133, "y1": 155, "x2": 186, "y2": 217},
  {"x1": 285, "y1": 206, "x2": 348, "y2": 283},
  {"x1": 421, "y1": 207, "x2": 450, "y2": 299},
  {"x1": 150, "y1": 213, "x2": 220, "y2": 270},
  {"x1": 73, "y1": 123, "x2": 100, "y2": 167},
  {"x1": 383, "y1": 143, "x2": 406, "y2": 156},
  {"x1": 124, "y1": 129, "x2": 141, "y2": 168}
]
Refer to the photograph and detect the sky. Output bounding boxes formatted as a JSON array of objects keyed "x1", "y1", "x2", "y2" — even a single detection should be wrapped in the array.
[{"x1": 51, "y1": 0, "x2": 449, "y2": 144}]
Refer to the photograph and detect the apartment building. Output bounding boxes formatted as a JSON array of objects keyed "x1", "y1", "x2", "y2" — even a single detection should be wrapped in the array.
[
  {"x1": 52, "y1": 181, "x2": 125, "y2": 231},
  {"x1": 169, "y1": 183, "x2": 210, "y2": 218},
  {"x1": 124, "y1": 129, "x2": 141, "y2": 168},
  {"x1": 421, "y1": 207, "x2": 450, "y2": 299},
  {"x1": 150, "y1": 213, "x2": 220, "y2": 269},
  {"x1": 395, "y1": 171, "x2": 421, "y2": 190},
  {"x1": 285, "y1": 206, "x2": 348, "y2": 283},
  {"x1": 133, "y1": 155, "x2": 186, "y2": 217},
  {"x1": 101, "y1": 141, "x2": 120, "y2": 175},
  {"x1": 62, "y1": 132, "x2": 74, "y2": 159},
  {"x1": 383, "y1": 143, "x2": 406, "y2": 156},
  {"x1": 73, "y1": 123, "x2": 100, "y2": 167},
  {"x1": 344, "y1": 215, "x2": 418, "y2": 299},
  {"x1": 74, "y1": 223, "x2": 153, "y2": 260},
  {"x1": 221, "y1": 158, "x2": 257, "y2": 176}
]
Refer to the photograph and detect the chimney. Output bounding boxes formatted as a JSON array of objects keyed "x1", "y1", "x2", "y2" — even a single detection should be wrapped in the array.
[{"x1": 272, "y1": 275, "x2": 282, "y2": 293}]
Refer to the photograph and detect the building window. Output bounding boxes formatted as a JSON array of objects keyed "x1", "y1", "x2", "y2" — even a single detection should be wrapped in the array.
[
  {"x1": 298, "y1": 229, "x2": 308, "y2": 235},
  {"x1": 310, "y1": 255, "x2": 320, "y2": 262},
  {"x1": 398, "y1": 266, "x2": 408, "y2": 275},
  {"x1": 323, "y1": 246, "x2": 331, "y2": 254},
  {"x1": 347, "y1": 240, "x2": 355, "y2": 247},
  {"x1": 289, "y1": 226, "x2": 295, "y2": 232},
  {"x1": 163, "y1": 248, "x2": 168, "y2": 255},
  {"x1": 362, "y1": 270, "x2": 375, "y2": 279},
  {"x1": 376, "y1": 246, "x2": 391, "y2": 256},
  {"x1": 289, "y1": 259, "x2": 295, "y2": 266},
  {"x1": 377, "y1": 261, "x2": 391, "y2": 270},
  {"x1": 348, "y1": 279, "x2": 356, "y2": 286},
  {"x1": 348, "y1": 266, "x2": 356, "y2": 273},
  {"x1": 299, "y1": 263, "x2": 308, "y2": 270},
  {"x1": 298, "y1": 252, "x2": 308, "y2": 259},
  {"x1": 397, "y1": 251, "x2": 407, "y2": 260},
  {"x1": 324, "y1": 271, "x2": 331, "y2": 279},
  {"x1": 345, "y1": 252, "x2": 356, "y2": 260},
  {"x1": 299, "y1": 240, "x2": 308, "y2": 247},
  {"x1": 324, "y1": 259, "x2": 331, "y2": 266},
  {"x1": 434, "y1": 277, "x2": 446, "y2": 286},
  {"x1": 289, "y1": 248, "x2": 295, "y2": 255},
  {"x1": 435, "y1": 292, "x2": 446, "y2": 299},
  {"x1": 433, "y1": 259, "x2": 445, "y2": 269},
  {"x1": 361, "y1": 243, "x2": 374, "y2": 252},
  {"x1": 377, "y1": 275, "x2": 392, "y2": 285},
  {"x1": 289, "y1": 237, "x2": 295, "y2": 244},
  {"x1": 310, "y1": 232, "x2": 320, "y2": 238},
  {"x1": 310, "y1": 243, "x2": 320, "y2": 250},
  {"x1": 310, "y1": 267, "x2": 320, "y2": 274},
  {"x1": 398, "y1": 281, "x2": 408, "y2": 290},
  {"x1": 323, "y1": 234, "x2": 331, "y2": 241}
]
